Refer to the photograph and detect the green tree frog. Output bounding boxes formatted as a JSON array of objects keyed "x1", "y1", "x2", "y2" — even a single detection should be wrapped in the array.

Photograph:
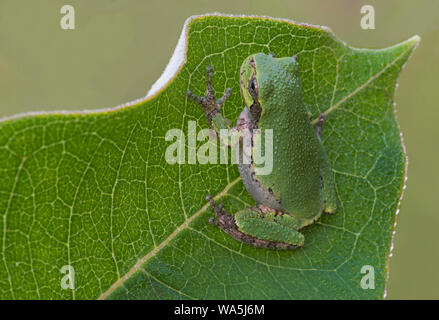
[{"x1": 187, "y1": 53, "x2": 337, "y2": 249}]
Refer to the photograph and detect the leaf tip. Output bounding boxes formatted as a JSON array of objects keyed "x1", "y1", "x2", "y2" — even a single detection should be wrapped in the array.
[
  {"x1": 406, "y1": 34, "x2": 421, "y2": 48},
  {"x1": 401, "y1": 34, "x2": 421, "y2": 53}
]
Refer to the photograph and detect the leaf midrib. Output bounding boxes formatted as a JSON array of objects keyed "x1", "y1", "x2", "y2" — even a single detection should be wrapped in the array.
[{"x1": 98, "y1": 176, "x2": 241, "y2": 299}]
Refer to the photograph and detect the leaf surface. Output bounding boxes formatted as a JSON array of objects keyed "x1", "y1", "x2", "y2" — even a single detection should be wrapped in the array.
[{"x1": 0, "y1": 14, "x2": 418, "y2": 299}]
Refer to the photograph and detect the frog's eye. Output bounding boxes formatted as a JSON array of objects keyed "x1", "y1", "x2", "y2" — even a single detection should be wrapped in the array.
[
  {"x1": 249, "y1": 78, "x2": 256, "y2": 91},
  {"x1": 247, "y1": 77, "x2": 258, "y2": 100},
  {"x1": 250, "y1": 57, "x2": 256, "y2": 68}
]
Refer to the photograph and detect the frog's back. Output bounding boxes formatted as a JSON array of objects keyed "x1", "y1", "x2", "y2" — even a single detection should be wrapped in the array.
[{"x1": 253, "y1": 55, "x2": 325, "y2": 221}]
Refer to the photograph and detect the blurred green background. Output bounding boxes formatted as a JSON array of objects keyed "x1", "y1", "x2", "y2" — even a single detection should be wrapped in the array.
[{"x1": 0, "y1": 0, "x2": 437, "y2": 299}]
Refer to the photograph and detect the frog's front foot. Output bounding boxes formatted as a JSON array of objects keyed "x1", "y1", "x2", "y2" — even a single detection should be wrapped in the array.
[{"x1": 186, "y1": 66, "x2": 231, "y2": 127}]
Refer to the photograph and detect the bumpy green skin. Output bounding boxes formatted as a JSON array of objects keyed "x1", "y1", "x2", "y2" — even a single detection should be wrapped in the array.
[
  {"x1": 234, "y1": 54, "x2": 336, "y2": 247},
  {"x1": 250, "y1": 54, "x2": 334, "y2": 216},
  {"x1": 188, "y1": 53, "x2": 337, "y2": 248},
  {"x1": 235, "y1": 209, "x2": 305, "y2": 247}
]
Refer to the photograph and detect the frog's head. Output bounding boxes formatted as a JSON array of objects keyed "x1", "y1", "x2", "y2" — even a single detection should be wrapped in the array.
[{"x1": 240, "y1": 53, "x2": 301, "y2": 114}]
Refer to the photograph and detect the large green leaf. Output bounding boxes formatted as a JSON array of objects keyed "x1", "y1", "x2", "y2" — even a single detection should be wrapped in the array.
[{"x1": 0, "y1": 14, "x2": 418, "y2": 300}]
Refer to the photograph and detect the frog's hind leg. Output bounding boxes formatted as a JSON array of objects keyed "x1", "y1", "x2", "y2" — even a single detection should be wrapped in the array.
[
  {"x1": 235, "y1": 206, "x2": 305, "y2": 248},
  {"x1": 206, "y1": 195, "x2": 300, "y2": 249}
]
